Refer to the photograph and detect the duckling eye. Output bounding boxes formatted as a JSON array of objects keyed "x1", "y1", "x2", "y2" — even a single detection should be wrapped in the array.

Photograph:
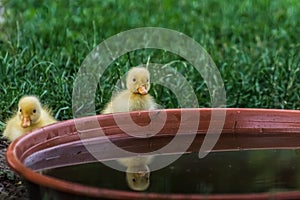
[
  {"x1": 132, "y1": 178, "x2": 136, "y2": 183},
  {"x1": 19, "y1": 109, "x2": 22, "y2": 113},
  {"x1": 132, "y1": 78, "x2": 136, "y2": 82},
  {"x1": 33, "y1": 109, "x2": 36, "y2": 113}
]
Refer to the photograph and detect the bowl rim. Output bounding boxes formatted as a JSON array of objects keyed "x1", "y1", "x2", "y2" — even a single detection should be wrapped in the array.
[{"x1": 6, "y1": 108, "x2": 300, "y2": 199}]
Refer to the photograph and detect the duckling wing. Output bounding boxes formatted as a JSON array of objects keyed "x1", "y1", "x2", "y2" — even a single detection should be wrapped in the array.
[
  {"x1": 3, "y1": 116, "x2": 24, "y2": 141},
  {"x1": 146, "y1": 95, "x2": 157, "y2": 110},
  {"x1": 37, "y1": 108, "x2": 56, "y2": 126}
]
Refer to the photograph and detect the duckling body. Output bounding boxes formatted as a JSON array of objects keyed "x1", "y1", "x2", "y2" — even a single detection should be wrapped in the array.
[
  {"x1": 3, "y1": 96, "x2": 56, "y2": 141},
  {"x1": 102, "y1": 67, "x2": 156, "y2": 114},
  {"x1": 102, "y1": 90, "x2": 156, "y2": 114}
]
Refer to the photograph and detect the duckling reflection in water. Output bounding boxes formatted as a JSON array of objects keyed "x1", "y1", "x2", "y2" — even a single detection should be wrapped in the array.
[
  {"x1": 102, "y1": 66, "x2": 156, "y2": 191},
  {"x1": 118, "y1": 156, "x2": 153, "y2": 191}
]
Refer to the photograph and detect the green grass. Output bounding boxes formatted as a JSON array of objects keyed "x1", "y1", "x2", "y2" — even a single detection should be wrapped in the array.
[{"x1": 1, "y1": 0, "x2": 300, "y2": 132}]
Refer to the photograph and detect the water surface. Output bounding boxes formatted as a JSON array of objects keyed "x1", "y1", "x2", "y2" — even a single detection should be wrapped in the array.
[{"x1": 42, "y1": 149, "x2": 300, "y2": 194}]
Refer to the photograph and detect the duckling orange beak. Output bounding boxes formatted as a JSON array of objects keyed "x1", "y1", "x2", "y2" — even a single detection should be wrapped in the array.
[
  {"x1": 22, "y1": 116, "x2": 31, "y2": 128},
  {"x1": 137, "y1": 86, "x2": 148, "y2": 95}
]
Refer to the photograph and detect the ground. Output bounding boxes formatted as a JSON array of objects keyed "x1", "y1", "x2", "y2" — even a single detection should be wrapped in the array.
[{"x1": 0, "y1": 137, "x2": 29, "y2": 200}]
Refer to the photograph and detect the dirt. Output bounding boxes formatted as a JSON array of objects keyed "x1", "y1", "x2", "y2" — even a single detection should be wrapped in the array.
[{"x1": 0, "y1": 137, "x2": 29, "y2": 200}]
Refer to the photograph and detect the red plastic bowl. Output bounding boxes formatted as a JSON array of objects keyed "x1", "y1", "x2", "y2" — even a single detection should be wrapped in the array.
[{"x1": 6, "y1": 108, "x2": 300, "y2": 200}]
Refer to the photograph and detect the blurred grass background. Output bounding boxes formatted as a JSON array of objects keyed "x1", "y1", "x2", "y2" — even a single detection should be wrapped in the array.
[{"x1": 0, "y1": 0, "x2": 300, "y2": 132}]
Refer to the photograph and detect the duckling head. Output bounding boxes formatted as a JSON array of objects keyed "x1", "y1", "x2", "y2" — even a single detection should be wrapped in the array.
[
  {"x1": 126, "y1": 67, "x2": 150, "y2": 95},
  {"x1": 126, "y1": 165, "x2": 150, "y2": 191},
  {"x1": 17, "y1": 96, "x2": 42, "y2": 128}
]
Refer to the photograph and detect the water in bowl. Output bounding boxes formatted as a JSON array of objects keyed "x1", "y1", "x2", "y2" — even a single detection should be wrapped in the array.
[{"x1": 42, "y1": 149, "x2": 300, "y2": 194}]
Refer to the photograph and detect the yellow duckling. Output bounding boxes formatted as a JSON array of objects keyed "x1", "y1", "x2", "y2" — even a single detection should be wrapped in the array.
[
  {"x1": 118, "y1": 156, "x2": 153, "y2": 191},
  {"x1": 3, "y1": 95, "x2": 56, "y2": 141},
  {"x1": 102, "y1": 66, "x2": 156, "y2": 191},
  {"x1": 102, "y1": 66, "x2": 156, "y2": 114}
]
